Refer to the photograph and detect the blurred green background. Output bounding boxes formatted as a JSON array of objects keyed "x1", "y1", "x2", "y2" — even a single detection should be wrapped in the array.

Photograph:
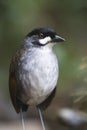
[{"x1": 0, "y1": 0, "x2": 87, "y2": 129}]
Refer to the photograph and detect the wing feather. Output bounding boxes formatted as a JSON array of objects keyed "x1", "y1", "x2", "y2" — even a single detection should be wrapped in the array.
[{"x1": 9, "y1": 49, "x2": 28, "y2": 113}]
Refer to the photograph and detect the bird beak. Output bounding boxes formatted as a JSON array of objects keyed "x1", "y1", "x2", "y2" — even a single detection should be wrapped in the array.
[{"x1": 52, "y1": 35, "x2": 65, "y2": 42}]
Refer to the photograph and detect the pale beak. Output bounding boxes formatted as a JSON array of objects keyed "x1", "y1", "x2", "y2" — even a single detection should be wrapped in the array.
[{"x1": 52, "y1": 35, "x2": 65, "y2": 42}]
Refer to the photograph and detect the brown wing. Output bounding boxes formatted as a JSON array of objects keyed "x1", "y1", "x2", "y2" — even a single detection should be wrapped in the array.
[
  {"x1": 9, "y1": 64, "x2": 20, "y2": 113},
  {"x1": 37, "y1": 87, "x2": 56, "y2": 111},
  {"x1": 9, "y1": 49, "x2": 28, "y2": 113}
]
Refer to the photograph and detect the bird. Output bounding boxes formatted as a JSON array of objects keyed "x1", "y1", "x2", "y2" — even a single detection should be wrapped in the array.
[{"x1": 9, "y1": 27, "x2": 65, "y2": 130}]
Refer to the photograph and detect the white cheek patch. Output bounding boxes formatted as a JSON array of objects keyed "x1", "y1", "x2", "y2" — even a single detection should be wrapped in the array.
[{"x1": 39, "y1": 36, "x2": 51, "y2": 45}]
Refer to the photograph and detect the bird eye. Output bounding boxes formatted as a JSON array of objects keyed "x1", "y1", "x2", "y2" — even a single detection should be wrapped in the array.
[{"x1": 39, "y1": 33, "x2": 44, "y2": 39}]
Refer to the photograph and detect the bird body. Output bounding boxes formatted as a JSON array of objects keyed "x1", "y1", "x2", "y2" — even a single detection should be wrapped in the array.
[
  {"x1": 18, "y1": 43, "x2": 58, "y2": 106},
  {"x1": 9, "y1": 27, "x2": 64, "y2": 130}
]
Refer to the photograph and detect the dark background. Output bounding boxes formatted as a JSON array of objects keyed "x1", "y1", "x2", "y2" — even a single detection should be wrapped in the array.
[{"x1": 0, "y1": 0, "x2": 87, "y2": 129}]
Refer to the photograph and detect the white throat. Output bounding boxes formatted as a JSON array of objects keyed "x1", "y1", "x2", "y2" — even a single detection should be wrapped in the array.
[{"x1": 39, "y1": 36, "x2": 51, "y2": 45}]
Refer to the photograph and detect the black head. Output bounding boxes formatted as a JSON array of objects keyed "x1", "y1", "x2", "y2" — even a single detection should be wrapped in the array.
[{"x1": 26, "y1": 28, "x2": 65, "y2": 46}]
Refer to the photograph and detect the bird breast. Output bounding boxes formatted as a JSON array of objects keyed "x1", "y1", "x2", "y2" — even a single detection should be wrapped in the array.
[{"x1": 19, "y1": 47, "x2": 58, "y2": 105}]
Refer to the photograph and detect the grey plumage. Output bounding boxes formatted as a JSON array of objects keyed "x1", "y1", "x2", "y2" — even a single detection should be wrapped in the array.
[
  {"x1": 18, "y1": 38, "x2": 58, "y2": 106},
  {"x1": 9, "y1": 27, "x2": 65, "y2": 130}
]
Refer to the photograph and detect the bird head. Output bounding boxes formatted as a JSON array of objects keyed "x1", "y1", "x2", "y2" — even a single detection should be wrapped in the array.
[{"x1": 24, "y1": 28, "x2": 65, "y2": 48}]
